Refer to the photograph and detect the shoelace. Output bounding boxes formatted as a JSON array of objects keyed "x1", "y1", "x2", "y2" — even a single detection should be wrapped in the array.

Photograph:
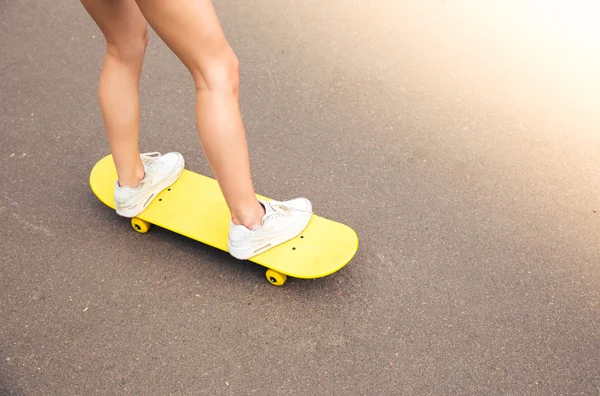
[
  {"x1": 132, "y1": 152, "x2": 162, "y2": 188},
  {"x1": 266, "y1": 200, "x2": 313, "y2": 219},
  {"x1": 141, "y1": 152, "x2": 162, "y2": 174}
]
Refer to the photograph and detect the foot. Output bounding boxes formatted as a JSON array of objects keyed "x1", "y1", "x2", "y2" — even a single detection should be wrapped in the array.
[
  {"x1": 228, "y1": 198, "x2": 313, "y2": 260},
  {"x1": 114, "y1": 152, "x2": 185, "y2": 217}
]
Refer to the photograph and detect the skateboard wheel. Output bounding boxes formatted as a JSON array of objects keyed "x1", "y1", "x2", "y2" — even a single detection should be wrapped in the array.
[
  {"x1": 266, "y1": 270, "x2": 287, "y2": 286},
  {"x1": 131, "y1": 218, "x2": 151, "y2": 234}
]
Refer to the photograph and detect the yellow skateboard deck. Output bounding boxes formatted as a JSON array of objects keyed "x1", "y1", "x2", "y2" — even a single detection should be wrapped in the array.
[{"x1": 90, "y1": 155, "x2": 358, "y2": 286}]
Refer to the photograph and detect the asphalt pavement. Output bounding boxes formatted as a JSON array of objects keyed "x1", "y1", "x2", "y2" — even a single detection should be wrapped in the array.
[{"x1": 2, "y1": 0, "x2": 600, "y2": 394}]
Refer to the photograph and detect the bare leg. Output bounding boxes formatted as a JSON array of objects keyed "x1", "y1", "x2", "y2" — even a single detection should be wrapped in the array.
[
  {"x1": 134, "y1": 0, "x2": 265, "y2": 228},
  {"x1": 81, "y1": 0, "x2": 147, "y2": 188}
]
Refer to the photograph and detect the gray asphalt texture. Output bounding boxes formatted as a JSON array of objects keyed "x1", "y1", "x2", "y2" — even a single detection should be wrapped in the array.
[{"x1": 2, "y1": 0, "x2": 600, "y2": 395}]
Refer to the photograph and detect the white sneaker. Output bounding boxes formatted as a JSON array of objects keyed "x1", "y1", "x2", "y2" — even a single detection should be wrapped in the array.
[
  {"x1": 114, "y1": 152, "x2": 184, "y2": 217},
  {"x1": 228, "y1": 198, "x2": 313, "y2": 260}
]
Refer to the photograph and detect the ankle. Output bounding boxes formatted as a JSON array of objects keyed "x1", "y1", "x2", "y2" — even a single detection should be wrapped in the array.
[
  {"x1": 117, "y1": 164, "x2": 145, "y2": 188},
  {"x1": 232, "y1": 201, "x2": 265, "y2": 229}
]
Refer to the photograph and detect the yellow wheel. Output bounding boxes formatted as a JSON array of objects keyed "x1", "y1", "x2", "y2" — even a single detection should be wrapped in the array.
[
  {"x1": 266, "y1": 270, "x2": 287, "y2": 286},
  {"x1": 131, "y1": 218, "x2": 151, "y2": 233}
]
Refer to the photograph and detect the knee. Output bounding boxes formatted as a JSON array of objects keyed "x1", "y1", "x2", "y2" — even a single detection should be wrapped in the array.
[
  {"x1": 191, "y1": 47, "x2": 240, "y2": 95},
  {"x1": 106, "y1": 28, "x2": 148, "y2": 64}
]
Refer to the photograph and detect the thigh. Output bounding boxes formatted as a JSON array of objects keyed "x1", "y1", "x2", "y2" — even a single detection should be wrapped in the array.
[
  {"x1": 134, "y1": 0, "x2": 235, "y2": 87},
  {"x1": 81, "y1": 0, "x2": 148, "y2": 59}
]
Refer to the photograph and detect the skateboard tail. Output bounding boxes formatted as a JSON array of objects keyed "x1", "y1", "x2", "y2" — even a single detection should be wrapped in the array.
[{"x1": 90, "y1": 155, "x2": 118, "y2": 210}]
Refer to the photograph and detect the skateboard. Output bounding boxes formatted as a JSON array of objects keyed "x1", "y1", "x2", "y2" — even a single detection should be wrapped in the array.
[{"x1": 89, "y1": 154, "x2": 358, "y2": 286}]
